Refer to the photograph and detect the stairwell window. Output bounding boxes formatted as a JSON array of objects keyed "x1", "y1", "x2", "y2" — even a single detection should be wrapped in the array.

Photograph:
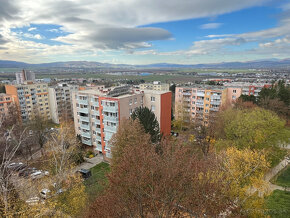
[{"x1": 151, "y1": 96, "x2": 155, "y2": 102}]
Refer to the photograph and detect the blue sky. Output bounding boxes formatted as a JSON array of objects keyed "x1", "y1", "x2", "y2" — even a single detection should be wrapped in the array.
[{"x1": 0, "y1": 0, "x2": 289, "y2": 64}]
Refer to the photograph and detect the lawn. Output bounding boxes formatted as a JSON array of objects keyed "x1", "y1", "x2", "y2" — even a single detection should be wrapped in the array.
[
  {"x1": 84, "y1": 162, "x2": 110, "y2": 201},
  {"x1": 273, "y1": 166, "x2": 290, "y2": 187},
  {"x1": 265, "y1": 190, "x2": 290, "y2": 218}
]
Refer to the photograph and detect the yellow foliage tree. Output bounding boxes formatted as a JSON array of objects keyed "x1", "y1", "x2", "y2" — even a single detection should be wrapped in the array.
[{"x1": 222, "y1": 147, "x2": 270, "y2": 217}]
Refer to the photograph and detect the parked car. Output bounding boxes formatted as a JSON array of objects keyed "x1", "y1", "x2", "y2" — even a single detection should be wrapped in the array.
[
  {"x1": 77, "y1": 169, "x2": 92, "y2": 179},
  {"x1": 7, "y1": 162, "x2": 26, "y2": 171},
  {"x1": 40, "y1": 189, "x2": 51, "y2": 199}
]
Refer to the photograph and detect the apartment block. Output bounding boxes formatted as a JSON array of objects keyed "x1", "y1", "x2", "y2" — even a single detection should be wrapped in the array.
[
  {"x1": 5, "y1": 83, "x2": 51, "y2": 121},
  {"x1": 16, "y1": 69, "x2": 35, "y2": 84},
  {"x1": 48, "y1": 83, "x2": 79, "y2": 124},
  {"x1": 139, "y1": 81, "x2": 170, "y2": 91},
  {"x1": 175, "y1": 86, "x2": 240, "y2": 125},
  {"x1": 0, "y1": 93, "x2": 14, "y2": 118},
  {"x1": 72, "y1": 86, "x2": 171, "y2": 159},
  {"x1": 224, "y1": 82, "x2": 271, "y2": 97}
]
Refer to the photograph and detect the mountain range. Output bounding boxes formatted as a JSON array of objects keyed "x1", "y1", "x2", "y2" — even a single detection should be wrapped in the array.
[{"x1": 0, "y1": 58, "x2": 290, "y2": 69}]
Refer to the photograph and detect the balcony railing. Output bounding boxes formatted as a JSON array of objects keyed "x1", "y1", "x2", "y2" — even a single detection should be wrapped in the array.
[
  {"x1": 197, "y1": 92, "x2": 205, "y2": 97},
  {"x1": 81, "y1": 131, "x2": 91, "y2": 138},
  {"x1": 104, "y1": 125, "x2": 117, "y2": 133},
  {"x1": 103, "y1": 116, "x2": 118, "y2": 123},
  {"x1": 210, "y1": 101, "x2": 221, "y2": 105},
  {"x1": 210, "y1": 107, "x2": 219, "y2": 112},
  {"x1": 78, "y1": 107, "x2": 89, "y2": 113},
  {"x1": 96, "y1": 144, "x2": 102, "y2": 152},
  {"x1": 91, "y1": 101, "x2": 99, "y2": 107},
  {"x1": 78, "y1": 99, "x2": 88, "y2": 105},
  {"x1": 82, "y1": 138, "x2": 92, "y2": 146},
  {"x1": 96, "y1": 127, "x2": 101, "y2": 132},
  {"x1": 79, "y1": 116, "x2": 89, "y2": 122},
  {"x1": 182, "y1": 92, "x2": 191, "y2": 96},
  {"x1": 96, "y1": 135, "x2": 102, "y2": 141},
  {"x1": 80, "y1": 123, "x2": 90, "y2": 130},
  {"x1": 103, "y1": 105, "x2": 118, "y2": 113}
]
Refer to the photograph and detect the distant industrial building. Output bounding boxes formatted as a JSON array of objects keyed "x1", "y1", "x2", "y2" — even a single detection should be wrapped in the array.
[{"x1": 72, "y1": 86, "x2": 171, "y2": 159}]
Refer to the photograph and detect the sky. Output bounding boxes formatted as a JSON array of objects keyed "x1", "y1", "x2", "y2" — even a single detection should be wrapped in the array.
[{"x1": 0, "y1": 0, "x2": 290, "y2": 65}]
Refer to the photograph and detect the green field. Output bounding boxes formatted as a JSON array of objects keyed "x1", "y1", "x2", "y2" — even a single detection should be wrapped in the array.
[
  {"x1": 84, "y1": 162, "x2": 110, "y2": 201},
  {"x1": 265, "y1": 190, "x2": 290, "y2": 218}
]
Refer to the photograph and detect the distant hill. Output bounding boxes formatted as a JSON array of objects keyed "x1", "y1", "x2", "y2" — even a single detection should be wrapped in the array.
[{"x1": 0, "y1": 58, "x2": 290, "y2": 69}]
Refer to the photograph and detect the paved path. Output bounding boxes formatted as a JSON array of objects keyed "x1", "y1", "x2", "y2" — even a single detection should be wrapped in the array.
[{"x1": 75, "y1": 154, "x2": 104, "y2": 171}]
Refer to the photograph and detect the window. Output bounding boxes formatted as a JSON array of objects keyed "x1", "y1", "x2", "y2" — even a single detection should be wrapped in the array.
[
  {"x1": 205, "y1": 109, "x2": 209, "y2": 113},
  {"x1": 233, "y1": 90, "x2": 237, "y2": 93},
  {"x1": 192, "y1": 101, "x2": 195, "y2": 104},
  {"x1": 129, "y1": 109, "x2": 133, "y2": 115},
  {"x1": 151, "y1": 105, "x2": 155, "y2": 111},
  {"x1": 232, "y1": 95, "x2": 236, "y2": 100},
  {"x1": 192, "y1": 96, "x2": 196, "y2": 99},
  {"x1": 134, "y1": 98, "x2": 137, "y2": 104},
  {"x1": 129, "y1": 99, "x2": 132, "y2": 105},
  {"x1": 151, "y1": 96, "x2": 155, "y2": 102},
  {"x1": 205, "y1": 104, "x2": 209, "y2": 107},
  {"x1": 206, "y1": 98, "x2": 209, "y2": 101}
]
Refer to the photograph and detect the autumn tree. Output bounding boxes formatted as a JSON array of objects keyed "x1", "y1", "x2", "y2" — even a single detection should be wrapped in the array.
[
  {"x1": 87, "y1": 119, "x2": 231, "y2": 217},
  {"x1": 131, "y1": 106, "x2": 160, "y2": 143}
]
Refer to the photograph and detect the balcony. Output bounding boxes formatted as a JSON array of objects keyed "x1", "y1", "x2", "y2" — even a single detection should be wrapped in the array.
[
  {"x1": 103, "y1": 105, "x2": 118, "y2": 113},
  {"x1": 103, "y1": 116, "x2": 118, "y2": 123},
  {"x1": 79, "y1": 116, "x2": 89, "y2": 122},
  {"x1": 96, "y1": 127, "x2": 101, "y2": 132},
  {"x1": 182, "y1": 92, "x2": 191, "y2": 96},
  {"x1": 80, "y1": 123, "x2": 90, "y2": 130},
  {"x1": 82, "y1": 138, "x2": 92, "y2": 146},
  {"x1": 211, "y1": 95, "x2": 221, "y2": 100},
  {"x1": 78, "y1": 99, "x2": 88, "y2": 105},
  {"x1": 210, "y1": 101, "x2": 221, "y2": 105},
  {"x1": 91, "y1": 101, "x2": 99, "y2": 107},
  {"x1": 81, "y1": 131, "x2": 91, "y2": 138},
  {"x1": 104, "y1": 125, "x2": 117, "y2": 133},
  {"x1": 78, "y1": 107, "x2": 89, "y2": 113},
  {"x1": 96, "y1": 135, "x2": 102, "y2": 141},
  {"x1": 105, "y1": 132, "x2": 113, "y2": 141},
  {"x1": 94, "y1": 119, "x2": 100, "y2": 125},
  {"x1": 197, "y1": 92, "x2": 205, "y2": 97},
  {"x1": 92, "y1": 110, "x2": 99, "y2": 116},
  {"x1": 96, "y1": 143, "x2": 102, "y2": 152}
]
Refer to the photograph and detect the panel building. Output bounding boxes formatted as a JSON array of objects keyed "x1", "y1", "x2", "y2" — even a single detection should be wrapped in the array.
[
  {"x1": 175, "y1": 85, "x2": 242, "y2": 125},
  {"x1": 16, "y1": 69, "x2": 35, "y2": 84},
  {"x1": 5, "y1": 83, "x2": 50, "y2": 121},
  {"x1": 48, "y1": 83, "x2": 79, "y2": 124},
  {"x1": 72, "y1": 86, "x2": 172, "y2": 159}
]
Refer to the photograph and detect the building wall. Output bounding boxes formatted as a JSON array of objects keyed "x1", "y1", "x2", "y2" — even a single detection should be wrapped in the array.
[
  {"x1": 160, "y1": 92, "x2": 172, "y2": 136},
  {"x1": 119, "y1": 94, "x2": 143, "y2": 119},
  {"x1": 140, "y1": 83, "x2": 170, "y2": 91},
  {"x1": 48, "y1": 88, "x2": 59, "y2": 124},
  {"x1": 0, "y1": 94, "x2": 14, "y2": 118}
]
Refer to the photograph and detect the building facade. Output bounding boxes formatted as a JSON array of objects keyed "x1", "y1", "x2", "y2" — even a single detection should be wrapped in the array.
[
  {"x1": 0, "y1": 93, "x2": 14, "y2": 118},
  {"x1": 16, "y1": 70, "x2": 35, "y2": 84},
  {"x1": 48, "y1": 83, "x2": 79, "y2": 124},
  {"x1": 139, "y1": 81, "x2": 170, "y2": 91},
  {"x1": 72, "y1": 86, "x2": 171, "y2": 159},
  {"x1": 5, "y1": 83, "x2": 51, "y2": 121}
]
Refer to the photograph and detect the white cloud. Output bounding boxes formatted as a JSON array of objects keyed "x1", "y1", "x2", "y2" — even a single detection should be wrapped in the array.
[
  {"x1": 23, "y1": 33, "x2": 44, "y2": 39},
  {"x1": 47, "y1": 28, "x2": 60, "y2": 32},
  {"x1": 28, "y1": 27, "x2": 36, "y2": 31},
  {"x1": 200, "y1": 23, "x2": 223, "y2": 29},
  {"x1": 205, "y1": 34, "x2": 234, "y2": 38}
]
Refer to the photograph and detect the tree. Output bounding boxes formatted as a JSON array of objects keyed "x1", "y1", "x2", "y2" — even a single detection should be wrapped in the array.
[
  {"x1": 87, "y1": 120, "x2": 231, "y2": 217},
  {"x1": 238, "y1": 94, "x2": 257, "y2": 104},
  {"x1": 221, "y1": 147, "x2": 270, "y2": 217},
  {"x1": 131, "y1": 106, "x2": 160, "y2": 143},
  {"x1": 215, "y1": 107, "x2": 290, "y2": 150}
]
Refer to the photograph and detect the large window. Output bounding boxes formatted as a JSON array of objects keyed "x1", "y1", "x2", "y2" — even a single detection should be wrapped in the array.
[{"x1": 151, "y1": 96, "x2": 155, "y2": 102}]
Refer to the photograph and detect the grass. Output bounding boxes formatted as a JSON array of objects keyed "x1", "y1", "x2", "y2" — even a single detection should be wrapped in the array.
[
  {"x1": 267, "y1": 147, "x2": 288, "y2": 168},
  {"x1": 84, "y1": 162, "x2": 110, "y2": 201},
  {"x1": 273, "y1": 166, "x2": 290, "y2": 187},
  {"x1": 265, "y1": 190, "x2": 290, "y2": 218}
]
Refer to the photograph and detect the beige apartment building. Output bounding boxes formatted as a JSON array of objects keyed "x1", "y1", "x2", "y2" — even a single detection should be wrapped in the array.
[
  {"x1": 5, "y1": 82, "x2": 51, "y2": 121},
  {"x1": 72, "y1": 86, "x2": 172, "y2": 159},
  {"x1": 175, "y1": 85, "x2": 242, "y2": 125},
  {"x1": 139, "y1": 81, "x2": 170, "y2": 91}
]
